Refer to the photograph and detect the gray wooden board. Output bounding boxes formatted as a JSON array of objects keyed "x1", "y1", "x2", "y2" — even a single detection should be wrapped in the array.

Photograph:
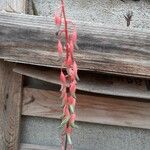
[
  {"x1": 13, "y1": 64, "x2": 150, "y2": 99},
  {"x1": 20, "y1": 143, "x2": 79, "y2": 150},
  {"x1": 20, "y1": 143, "x2": 60, "y2": 150},
  {"x1": 0, "y1": 60, "x2": 23, "y2": 150},
  {"x1": 0, "y1": 12, "x2": 150, "y2": 78}
]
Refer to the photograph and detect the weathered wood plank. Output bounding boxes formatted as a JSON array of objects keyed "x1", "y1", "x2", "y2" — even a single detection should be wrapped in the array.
[
  {"x1": 22, "y1": 87, "x2": 150, "y2": 129},
  {"x1": 20, "y1": 143, "x2": 59, "y2": 150},
  {"x1": 0, "y1": 12, "x2": 150, "y2": 78},
  {"x1": 0, "y1": 0, "x2": 26, "y2": 13},
  {"x1": 0, "y1": 60, "x2": 23, "y2": 149},
  {"x1": 20, "y1": 143, "x2": 78, "y2": 150},
  {"x1": 14, "y1": 64, "x2": 150, "y2": 99}
]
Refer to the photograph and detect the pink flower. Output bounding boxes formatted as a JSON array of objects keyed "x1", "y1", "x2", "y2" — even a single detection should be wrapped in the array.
[
  {"x1": 69, "y1": 114, "x2": 76, "y2": 124},
  {"x1": 68, "y1": 96, "x2": 76, "y2": 105},
  {"x1": 68, "y1": 68, "x2": 75, "y2": 81},
  {"x1": 73, "y1": 61, "x2": 78, "y2": 77},
  {"x1": 71, "y1": 29, "x2": 77, "y2": 44},
  {"x1": 54, "y1": 12, "x2": 62, "y2": 27},
  {"x1": 65, "y1": 126, "x2": 72, "y2": 134},
  {"x1": 63, "y1": 105, "x2": 70, "y2": 116},
  {"x1": 63, "y1": 92, "x2": 68, "y2": 104},
  {"x1": 67, "y1": 55, "x2": 72, "y2": 66},
  {"x1": 60, "y1": 71, "x2": 66, "y2": 85},
  {"x1": 69, "y1": 40, "x2": 74, "y2": 54},
  {"x1": 70, "y1": 80, "x2": 76, "y2": 94},
  {"x1": 57, "y1": 40, "x2": 63, "y2": 56}
]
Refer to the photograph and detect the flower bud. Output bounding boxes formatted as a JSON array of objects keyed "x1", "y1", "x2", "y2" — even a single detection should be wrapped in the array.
[
  {"x1": 69, "y1": 114, "x2": 76, "y2": 124},
  {"x1": 67, "y1": 55, "x2": 72, "y2": 66},
  {"x1": 57, "y1": 40, "x2": 63, "y2": 56},
  {"x1": 63, "y1": 105, "x2": 70, "y2": 116},
  {"x1": 72, "y1": 29, "x2": 77, "y2": 44},
  {"x1": 60, "y1": 71, "x2": 66, "y2": 84},
  {"x1": 70, "y1": 80, "x2": 76, "y2": 94},
  {"x1": 68, "y1": 96, "x2": 76, "y2": 105},
  {"x1": 54, "y1": 13, "x2": 62, "y2": 27},
  {"x1": 73, "y1": 61, "x2": 78, "y2": 76},
  {"x1": 69, "y1": 40, "x2": 74, "y2": 54}
]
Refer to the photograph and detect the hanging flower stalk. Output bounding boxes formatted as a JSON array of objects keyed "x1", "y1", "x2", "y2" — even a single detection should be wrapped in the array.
[{"x1": 54, "y1": 0, "x2": 79, "y2": 149}]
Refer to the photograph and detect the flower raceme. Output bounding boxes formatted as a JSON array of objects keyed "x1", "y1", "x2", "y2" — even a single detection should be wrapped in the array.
[{"x1": 54, "y1": 0, "x2": 79, "y2": 149}]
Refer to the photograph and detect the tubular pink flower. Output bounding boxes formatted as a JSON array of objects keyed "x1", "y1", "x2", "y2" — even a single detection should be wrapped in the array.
[
  {"x1": 71, "y1": 29, "x2": 77, "y2": 44},
  {"x1": 67, "y1": 55, "x2": 72, "y2": 66},
  {"x1": 69, "y1": 40, "x2": 74, "y2": 54},
  {"x1": 70, "y1": 80, "x2": 76, "y2": 94},
  {"x1": 60, "y1": 70, "x2": 66, "y2": 85},
  {"x1": 65, "y1": 126, "x2": 72, "y2": 134},
  {"x1": 69, "y1": 114, "x2": 76, "y2": 124},
  {"x1": 54, "y1": 12, "x2": 62, "y2": 27},
  {"x1": 57, "y1": 40, "x2": 63, "y2": 56},
  {"x1": 73, "y1": 61, "x2": 78, "y2": 77},
  {"x1": 63, "y1": 105, "x2": 70, "y2": 117},
  {"x1": 68, "y1": 96, "x2": 76, "y2": 105}
]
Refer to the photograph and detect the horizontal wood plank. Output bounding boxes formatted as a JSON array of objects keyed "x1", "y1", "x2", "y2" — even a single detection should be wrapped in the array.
[
  {"x1": 0, "y1": 12, "x2": 150, "y2": 78},
  {"x1": 22, "y1": 87, "x2": 150, "y2": 129},
  {"x1": 20, "y1": 143, "x2": 80, "y2": 150},
  {"x1": 14, "y1": 64, "x2": 150, "y2": 99},
  {"x1": 20, "y1": 143, "x2": 60, "y2": 150}
]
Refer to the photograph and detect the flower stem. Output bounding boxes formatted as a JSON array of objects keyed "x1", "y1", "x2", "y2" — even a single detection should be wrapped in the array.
[
  {"x1": 64, "y1": 134, "x2": 68, "y2": 150},
  {"x1": 61, "y1": 0, "x2": 69, "y2": 58}
]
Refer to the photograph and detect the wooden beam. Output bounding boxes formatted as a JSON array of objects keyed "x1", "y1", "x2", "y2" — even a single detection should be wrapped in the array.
[
  {"x1": 13, "y1": 64, "x2": 150, "y2": 99},
  {"x1": 0, "y1": 12, "x2": 150, "y2": 78},
  {"x1": 20, "y1": 143, "x2": 78, "y2": 150},
  {"x1": 0, "y1": 60, "x2": 23, "y2": 149},
  {"x1": 22, "y1": 87, "x2": 150, "y2": 129},
  {"x1": 0, "y1": 0, "x2": 26, "y2": 13},
  {"x1": 20, "y1": 143, "x2": 59, "y2": 150}
]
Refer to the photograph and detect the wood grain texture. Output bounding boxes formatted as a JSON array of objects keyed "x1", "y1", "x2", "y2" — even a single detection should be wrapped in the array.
[
  {"x1": 22, "y1": 87, "x2": 150, "y2": 129},
  {"x1": 20, "y1": 143, "x2": 59, "y2": 150},
  {"x1": 20, "y1": 143, "x2": 78, "y2": 150},
  {"x1": 13, "y1": 64, "x2": 150, "y2": 99},
  {"x1": 0, "y1": 60, "x2": 23, "y2": 150},
  {"x1": 0, "y1": 12, "x2": 150, "y2": 78},
  {"x1": 0, "y1": 0, "x2": 26, "y2": 13}
]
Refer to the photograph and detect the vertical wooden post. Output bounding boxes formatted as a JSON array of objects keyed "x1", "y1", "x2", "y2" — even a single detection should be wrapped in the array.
[{"x1": 0, "y1": 60, "x2": 23, "y2": 149}]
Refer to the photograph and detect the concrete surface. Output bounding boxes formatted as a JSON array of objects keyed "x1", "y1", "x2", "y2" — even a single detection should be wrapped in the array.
[
  {"x1": 32, "y1": 0, "x2": 150, "y2": 29},
  {"x1": 21, "y1": 116, "x2": 150, "y2": 150}
]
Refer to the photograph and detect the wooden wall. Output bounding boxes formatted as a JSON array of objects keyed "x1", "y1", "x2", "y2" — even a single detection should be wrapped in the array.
[{"x1": 0, "y1": 0, "x2": 150, "y2": 149}]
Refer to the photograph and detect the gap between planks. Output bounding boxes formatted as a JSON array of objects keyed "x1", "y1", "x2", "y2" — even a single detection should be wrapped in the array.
[
  {"x1": 13, "y1": 64, "x2": 150, "y2": 99},
  {"x1": 22, "y1": 87, "x2": 150, "y2": 130}
]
